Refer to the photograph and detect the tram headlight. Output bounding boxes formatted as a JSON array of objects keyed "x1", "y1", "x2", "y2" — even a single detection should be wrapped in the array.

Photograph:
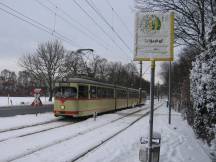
[{"x1": 60, "y1": 105, "x2": 65, "y2": 110}]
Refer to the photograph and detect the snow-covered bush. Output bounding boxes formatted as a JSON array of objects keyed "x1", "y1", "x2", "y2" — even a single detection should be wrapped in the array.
[{"x1": 190, "y1": 23, "x2": 216, "y2": 144}]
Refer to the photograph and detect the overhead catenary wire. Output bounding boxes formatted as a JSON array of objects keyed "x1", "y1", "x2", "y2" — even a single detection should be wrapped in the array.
[
  {"x1": 0, "y1": 1, "x2": 132, "y2": 63},
  {"x1": 85, "y1": 0, "x2": 133, "y2": 53},
  {"x1": 0, "y1": 1, "x2": 80, "y2": 48},
  {"x1": 0, "y1": 6, "x2": 77, "y2": 47},
  {"x1": 72, "y1": 0, "x2": 132, "y2": 61},
  {"x1": 45, "y1": 0, "x2": 111, "y2": 49},
  {"x1": 36, "y1": 0, "x2": 130, "y2": 62},
  {"x1": 105, "y1": 0, "x2": 133, "y2": 38},
  {"x1": 34, "y1": 0, "x2": 110, "y2": 51}
]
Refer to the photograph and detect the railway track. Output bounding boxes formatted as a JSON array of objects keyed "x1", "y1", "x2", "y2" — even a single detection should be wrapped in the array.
[
  {"x1": 72, "y1": 103, "x2": 163, "y2": 162},
  {"x1": 0, "y1": 118, "x2": 60, "y2": 133},
  {"x1": 9, "y1": 102, "x2": 164, "y2": 162},
  {"x1": 0, "y1": 107, "x2": 142, "y2": 143},
  {"x1": 0, "y1": 120, "x2": 75, "y2": 143}
]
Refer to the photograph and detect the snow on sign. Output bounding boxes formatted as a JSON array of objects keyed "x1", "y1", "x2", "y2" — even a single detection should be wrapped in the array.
[{"x1": 134, "y1": 11, "x2": 174, "y2": 61}]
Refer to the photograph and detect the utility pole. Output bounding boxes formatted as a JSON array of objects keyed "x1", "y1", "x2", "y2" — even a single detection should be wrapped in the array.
[
  {"x1": 168, "y1": 61, "x2": 172, "y2": 124},
  {"x1": 139, "y1": 61, "x2": 142, "y2": 104},
  {"x1": 148, "y1": 60, "x2": 155, "y2": 162},
  {"x1": 157, "y1": 81, "x2": 159, "y2": 102}
]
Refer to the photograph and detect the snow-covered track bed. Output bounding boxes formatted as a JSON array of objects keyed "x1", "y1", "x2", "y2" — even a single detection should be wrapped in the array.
[
  {"x1": 71, "y1": 103, "x2": 163, "y2": 162},
  {"x1": 0, "y1": 118, "x2": 60, "y2": 133},
  {"x1": 7, "y1": 103, "x2": 163, "y2": 162},
  {"x1": 0, "y1": 103, "x2": 155, "y2": 162},
  {"x1": 0, "y1": 120, "x2": 75, "y2": 143}
]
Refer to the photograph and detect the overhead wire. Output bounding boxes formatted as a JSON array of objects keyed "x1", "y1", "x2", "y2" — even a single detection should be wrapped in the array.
[
  {"x1": 72, "y1": 0, "x2": 131, "y2": 62},
  {"x1": 0, "y1": 1, "x2": 80, "y2": 47},
  {"x1": 35, "y1": 0, "x2": 110, "y2": 51},
  {"x1": 42, "y1": 0, "x2": 129, "y2": 62},
  {"x1": 85, "y1": 0, "x2": 132, "y2": 53},
  {"x1": 0, "y1": 1, "x2": 132, "y2": 63},
  {"x1": 46, "y1": 0, "x2": 111, "y2": 49},
  {"x1": 0, "y1": 7, "x2": 77, "y2": 47},
  {"x1": 105, "y1": 0, "x2": 133, "y2": 38}
]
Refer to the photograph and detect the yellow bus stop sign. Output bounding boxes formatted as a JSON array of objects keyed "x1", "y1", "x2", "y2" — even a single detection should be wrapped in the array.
[{"x1": 134, "y1": 11, "x2": 174, "y2": 61}]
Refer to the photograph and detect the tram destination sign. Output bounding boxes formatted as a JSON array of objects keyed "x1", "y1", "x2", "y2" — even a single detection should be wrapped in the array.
[{"x1": 134, "y1": 11, "x2": 174, "y2": 61}]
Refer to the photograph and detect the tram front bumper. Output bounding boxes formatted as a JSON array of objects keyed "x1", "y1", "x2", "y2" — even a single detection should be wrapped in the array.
[{"x1": 54, "y1": 110, "x2": 79, "y2": 117}]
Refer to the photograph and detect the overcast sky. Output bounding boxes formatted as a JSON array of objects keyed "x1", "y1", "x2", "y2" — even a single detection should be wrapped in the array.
[{"x1": 0, "y1": 0, "x2": 177, "y2": 83}]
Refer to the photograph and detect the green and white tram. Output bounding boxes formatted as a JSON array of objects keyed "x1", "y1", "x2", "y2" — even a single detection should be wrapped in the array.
[{"x1": 54, "y1": 78, "x2": 146, "y2": 117}]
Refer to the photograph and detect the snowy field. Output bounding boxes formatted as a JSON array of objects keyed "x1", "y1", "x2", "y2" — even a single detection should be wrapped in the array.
[
  {"x1": 0, "y1": 101, "x2": 211, "y2": 162},
  {"x1": 0, "y1": 96, "x2": 53, "y2": 107}
]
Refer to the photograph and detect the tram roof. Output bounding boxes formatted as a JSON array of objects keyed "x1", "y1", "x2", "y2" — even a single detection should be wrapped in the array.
[{"x1": 57, "y1": 77, "x2": 139, "y2": 92}]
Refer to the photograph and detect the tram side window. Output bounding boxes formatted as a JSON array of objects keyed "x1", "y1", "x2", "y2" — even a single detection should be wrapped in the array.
[
  {"x1": 78, "y1": 85, "x2": 88, "y2": 98},
  {"x1": 90, "y1": 86, "x2": 97, "y2": 99},
  {"x1": 129, "y1": 92, "x2": 133, "y2": 98},
  {"x1": 97, "y1": 87, "x2": 106, "y2": 98},
  {"x1": 129, "y1": 92, "x2": 135, "y2": 98},
  {"x1": 117, "y1": 90, "x2": 127, "y2": 98},
  {"x1": 97, "y1": 87, "x2": 114, "y2": 98},
  {"x1": 130, "y1": 91, "x2": 139, "y2": 98},
  {"x1": 107, "y1": 89, "x2": 114, "y2": 98},
  {"x1": 136, "y1": 92, "x2": 139, "y2": 98}
]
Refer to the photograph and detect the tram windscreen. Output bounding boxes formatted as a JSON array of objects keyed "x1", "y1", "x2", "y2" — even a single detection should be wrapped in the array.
[{"x1": 55, "y1": 87, "x2": 77, "y2": 98}]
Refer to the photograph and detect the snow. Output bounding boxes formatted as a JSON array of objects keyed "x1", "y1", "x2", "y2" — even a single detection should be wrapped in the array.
[
  {"x1": 0, "y1": 101, "x2": 212, "y2": 162},
  {"x1": 76, "y1": 104, "x2": 211, "y2": 162},
  {"x1": 0, "y1": 96, "x2": 53, "y2": 107},
  {"x1": 0, "y1": 113, "x2": 57, "y2": 132},
  {"x1": 190, "y1": 28, "x2": 216, "y2": 144}
]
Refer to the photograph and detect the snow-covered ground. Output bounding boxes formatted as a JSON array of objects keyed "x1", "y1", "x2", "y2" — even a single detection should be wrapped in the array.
[
  {"x1": 0, "y1": 96, "x2": 53, "y2": 107},
  {"x1": 0, "y1": 113, "x2": 57, "y2": 131},
  {"x1": 0, "y1": 101, "x2": 212, "y2": 162}
]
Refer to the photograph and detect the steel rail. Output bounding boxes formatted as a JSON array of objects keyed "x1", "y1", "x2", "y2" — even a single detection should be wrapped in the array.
[{"x1": 9, "y1": 102, "x2": 163, "y2": 162}]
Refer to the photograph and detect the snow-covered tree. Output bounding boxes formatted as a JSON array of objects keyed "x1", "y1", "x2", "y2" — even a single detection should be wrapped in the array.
[{"x1": 190, "y1": 13, "x2": 216, "y2": 144}]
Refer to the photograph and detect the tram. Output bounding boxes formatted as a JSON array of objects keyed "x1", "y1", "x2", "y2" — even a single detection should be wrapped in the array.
[{"x1": 54, "y1": 78, "x2": 146, "y2": 117}]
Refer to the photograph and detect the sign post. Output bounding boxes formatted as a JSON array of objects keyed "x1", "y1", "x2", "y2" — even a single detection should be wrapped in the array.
[
  {"x1": 31, "y1": 88, "x2": 43, "y2": 106},
  {"x1": 139, "y1": 61, "x2": 143, "y2": 104},
  {"x1": 168, "y1": 61, "x2": 171, "y2": 124},
  {"x1": 135, "y1": 11, "x2": 174, "y2": 162},
  {"x1": 149, "y1": 60, "x2": 155, "y2": 162}
]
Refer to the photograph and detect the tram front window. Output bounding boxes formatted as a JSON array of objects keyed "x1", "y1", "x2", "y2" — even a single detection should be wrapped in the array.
[{"x1": 55, "y1": 87, "x2": 77, "y2": 98}]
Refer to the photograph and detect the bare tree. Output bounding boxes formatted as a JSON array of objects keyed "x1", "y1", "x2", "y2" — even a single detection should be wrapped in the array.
[
  {"x1": 0, "y1": 69, "x2": 17, "y2": 93},
  {"x1": 17, "y1": 71, "x2": 32, "y2": 87},
  {"x1": 83, "y1": 54, "x2": 103, "y2": 78},
  {"x1": 63, "y1": 51, "x2": 86, "y2": 77},
  {"x1": 17, "y1": 70, "x2": 33, "y2": 96},
  {"x1": 125, "y1": 63, "x2": 139, "y2": 87},
  {"x1": 96, "y1": 58, "x2": 108, "y2": 81},
  {"x1": 106, "y1": 62, "x2": 123, "y2": 85},
  {"x1": 19, "y1": 40, "x2": 65, "y2": 101}
]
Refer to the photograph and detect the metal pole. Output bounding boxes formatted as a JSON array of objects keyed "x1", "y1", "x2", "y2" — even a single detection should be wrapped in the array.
[
  {"x1": 148, "y1": 60, "x2": 155, "y2": 162},
  {"x1": 8, "y1": 94, "x2": 10, "y2": 106},
  {"x1": 139, "y1": 61, "x2": 142, "y2": 104},
  {"x1": 157, "y1": 82, "x2": 159, "y2": 102},
  {"x1": 168, "y1": 61, "x2": 171, "y2": 124}
]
